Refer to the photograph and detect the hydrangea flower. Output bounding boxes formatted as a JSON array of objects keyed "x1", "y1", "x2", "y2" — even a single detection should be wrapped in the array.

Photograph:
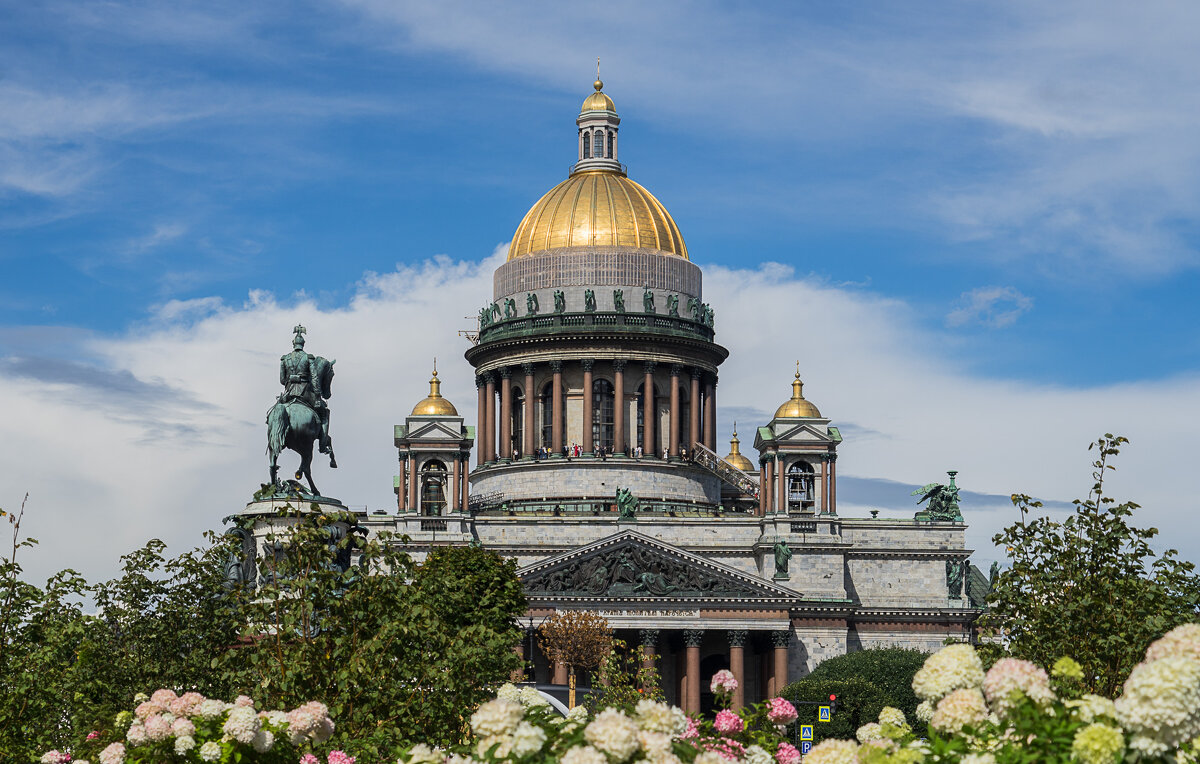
[
  {"x1": 1051, "y1": 656, "x2": 1084, "y2": 680},
  {"x1": 714, "y1": 709, "x2": 743, "y2": 734},
  {"x1": 635, "y1": 699, "x2": 687, "y2": 735},
  {"x1": 694, "y1": 752, "x2": 730, "y2": 764},
  {"x1": 1067, "y1": 694, "x2": 1118, "y2": 724},
  {"x1": 638, "y1": 730, "x2": 672, "y2": 755},
  {"x1": 930, "y1": 688, "x2": 989, "y2": 734},
  {"x1": 584, "y1": 708, "x2": 641, "y2": 761},
  {"x1": 40, "y1": 750, "x2": 70, "y2": 764},
  {"x1": 983, "y1": 658, "x2": 1054, "y2": 715},
  {"x1": 170, "y1": 691, "x2": 205, "y2": 717},
  {"x1": 1115, "y1": 656, "x2": 1200, "y2": 753},
  {"x1": 98, "y1": 743, "x2": 125, "y2": 764},
  {"x1": 774, "y1": 742, "x2": 802, "y2": 764},
  {"x1": 743, "y1": 745, "x2": 773, "y2": 764},
  {"x1": 198, "y1": 741, "x2": 222, "y2": 763},
  {"x1": 915, "y1": 700, "x2": 934, "y2": 723},
  {"x1": 174, "y1": 736, "x2": 196, "y2": 755},
  {"x1": 402, "y1": 743, "x2": 445, "y2": 764},
  {"x1": 144, "y1": 714, "x2": 172, "y2": 742},
  {"x1": 470, "y1": 698, "x2": 525, "y2": 738},
  {"x1": 959, "y1": 755, "x2": 996, "y2": 764},
  {"x1": 856, "y1": 722, "x2": 884, "y2": 742},
  {"x1": 710, "y1": 669, "x2": 738, "y2": 695},
  {"x1": 328, "y1": 752, "x2": 356, "y2": 764},
  {"x1": 172, "y1": 717, "x2": 196, "y2": 738},
  {"x1": 912, "y1": 644, "x2": 984, "y2": 701},
  {"x1": 252, "y1": 729, "x2": 275, "y2": 753},
  {"x1": 519, "y1": 687, "x2": 549, "y2": 708},
  {"x1": 223, "y1": 706, "x2": 261, "y2": 744},
  {"x1": 802, "y1": 738, "x2": 859, "y2": 764},
  {"x1": 1072, "y1": 723, "x2": 1124, "y2": 764},
  {"x1": 496, "y1": 683, "x2": 522, "y2": 703},
  {"x1": 878, "y1": 707, "x2": 906, "y2": 728},
  {"x1": 1146, "y1": 624, "x2": 1200, "y2": 663},
  {"x1": 511, "y1": 721, "x2": 547, "y2": 757},
  {"x1": 766, "y1": 697, "x2": 797, "y2": 725},
  {"x1": 560, "y1": 745, "x2": 608, "y2": 764}
]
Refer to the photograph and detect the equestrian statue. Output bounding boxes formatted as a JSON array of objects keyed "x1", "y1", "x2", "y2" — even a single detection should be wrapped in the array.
[{"x1": 266, "y1": 325, "x2": 337, "y2": 496}]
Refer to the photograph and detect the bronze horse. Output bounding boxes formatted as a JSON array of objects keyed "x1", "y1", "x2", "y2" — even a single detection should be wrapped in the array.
[{"x1": 266, "y1": 356, "x2": 336, "y2": 496}]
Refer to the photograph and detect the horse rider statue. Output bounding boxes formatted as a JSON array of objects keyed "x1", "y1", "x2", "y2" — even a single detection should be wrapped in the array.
[{"x1": 280, "y1": 324, "x2": 331, "y2": 454}]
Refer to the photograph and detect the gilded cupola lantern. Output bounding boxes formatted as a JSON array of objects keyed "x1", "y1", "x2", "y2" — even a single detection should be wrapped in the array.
[
  {"x1": 411, "y1": 365, "x2": 458, "y2": 417},
  {"x1": 774, "y1": 366, "x2": 821, "y2": 419},
  {"x1": 724, "y1": 423, "x2": 755, "y2": 472}
]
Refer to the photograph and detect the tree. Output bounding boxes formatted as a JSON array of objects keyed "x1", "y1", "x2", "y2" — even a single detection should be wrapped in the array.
[
  {"x1": 983, "y1": 434, "x2": 1200, "y2": 696},
  {"x1": 538, "y1": 610, "x2": 612, "y2": 706},
  {"x1": 801, "y1": 647, "x2": 929, "y2": 735},
  {"x1": 584, "y1": 638, "x2": 665, "y2": 713}
]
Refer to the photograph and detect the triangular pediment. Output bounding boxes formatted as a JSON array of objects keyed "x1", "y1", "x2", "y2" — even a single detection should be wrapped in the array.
[
  {"x1": 518, "y1": 530, "x2": 803, "y2": 606},
  {"x1": 405, "y1": 420, "x2": 466, "y2": 441},
  {"x1": 771, "y1": 422, "x2": 833, "y2": 444}
]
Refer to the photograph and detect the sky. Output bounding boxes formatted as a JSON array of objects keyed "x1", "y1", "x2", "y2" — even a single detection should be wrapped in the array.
[{"x1": 3, "y1": 1, "x2": 1200, "y2": 586}]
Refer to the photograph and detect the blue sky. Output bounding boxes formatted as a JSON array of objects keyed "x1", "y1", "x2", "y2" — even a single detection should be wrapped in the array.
[{"x1": 3, "y1": 1, "x2": 1200, "y2": 581}]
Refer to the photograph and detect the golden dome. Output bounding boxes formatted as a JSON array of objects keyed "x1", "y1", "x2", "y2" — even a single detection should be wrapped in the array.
[
  {"x1": 508, "y1": 170, "x2": 688, "y2": 260},
  {"x1": 411, "y1": 368, "x2": 458, "y2": 416},
  {"x1": 724, "y1": 424, "x2": 755, "y2": 472},
  {"x1": 774, "y1": 368, "x2": 822, "y2": 419},
  {"x1": 582, "y1": 79, "x2": 616, "y2": 112}
]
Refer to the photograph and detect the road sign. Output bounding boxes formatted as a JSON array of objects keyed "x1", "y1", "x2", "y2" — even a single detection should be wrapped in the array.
[
  {"x1": 800, "y1": 725, "x2": 813, "y2": 741},
  {"x1": 800, "y1": 741, "x2": 813, "y2": 755},
  {"x1": 818, "y1": 705, "x2": 831, "y2": 722}
]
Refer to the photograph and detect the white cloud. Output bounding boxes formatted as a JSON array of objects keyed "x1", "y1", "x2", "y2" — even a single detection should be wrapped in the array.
[
  {"x1": 4, "y1": 251, "x2": 1197, "y2": 586},
  {"x1": 946, "y1": 286, "x2": 1033, "y2": 328}
]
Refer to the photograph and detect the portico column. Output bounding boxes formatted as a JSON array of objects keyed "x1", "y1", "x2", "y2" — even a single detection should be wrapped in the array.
[
  {"x1": 727, "y1": 630, "x2": 748, "y2": 710},
  {"x1": 829, "y1": 454, "x2": 837, "y2": 514},
  {"x1": 408, "y1": 453, "x2": 417, "y2": 512},
  {"x1": 776, "y1": 455, "x2": 786, "y2": 515},
  {"x1": 639, "y1": 629, "x2": 659, "y2": 690},
  {"x1": 450, "y1": 456, "x2": 460, "y2": 511},
  {"x1": 553, "y1": 659, "x2": 568, "y2": 685},
  {"x1": 461, "y1": 455, "x2": 470, "y2": 510},
  {"x1": 763, "y1": 457, "x2": 774, "y2": 514},
  {"x1": 689, "y1": 371, "x2": 701, "y2": 451},
  {"x1": 613, "y1": 361, "x2": 627, "y2": 455},
  {"x1": 398, "y1": 452, "x2": 408, "y2": 511},
  {"x1": 642, "y1": 362, "x2": 656, "y2": 457},
  {"x1": 551, "y1": 360, "x2": 564, "y2": 457},
  {"x1": 771, "y1": 631, "x2": 791, "y2": 697},
  {"x1": 476, "y1": 377, "x2": 486, "y2": 468},
  {"x1": 499, "y1": 367, "x2": 512, "y2": 461},
  {"x1": 484, "y1": 374, "x2": 496, "y2": 463},
  {"x1": 683, "y1": 629, "x2": 704, "y2": 714},
  {"x1": 522, "y1": 363, "x2": 536, "y2": 458},
  {"x1": 821, "y1": 456, "x2": 829, "y2": 513},
  {"x1": 703, "y1": 378, "x2": 716, "y2": 451},
  {"x1": 582, "y1": 359, "x2": 594, "y2": 454},
  {"x1": 669, "y1": 365, "x2": 681, "y2": 458}
]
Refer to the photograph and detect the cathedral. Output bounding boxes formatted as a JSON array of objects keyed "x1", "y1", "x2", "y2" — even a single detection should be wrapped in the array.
[{"x1": 253, "y1": 78, "x2": 985, "y2": 713}]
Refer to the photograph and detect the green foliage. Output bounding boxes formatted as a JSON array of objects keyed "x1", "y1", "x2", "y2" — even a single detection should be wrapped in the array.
[
  {"x1": 223, "y1": 507, "x2": 527, "y2": 760},
  {"x1": 802, "y1": 647, "x2": 929, "y2": 735},
  {"x1": 584, "y1": 638, "x2": 664, "y2": 714},
  {"x1": 780, "y1": 677, "x2": 887, "y2": 743},
  {"x1": 983, "y1": 435, "x2": 1200, "y2": 696}
]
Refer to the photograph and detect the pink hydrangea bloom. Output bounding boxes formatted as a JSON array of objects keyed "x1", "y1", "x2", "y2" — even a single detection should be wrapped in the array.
[
  {"x1": 133, "y1": 702, "x2": 164, "y2": 721},
  {"x1": 775, "y1": 742, "x2": 802, "y2": 764},
  {"x1": 86, "y1": 732, "x2": 100, "y2": 741},
  {"x1": 235, "y1": 695, "x2": 255, "y2": 707},
  {"x1": 681, "y1": 716, "x2": 700, "y2": 739},
  {"x1": 144, "y1": 714, "x2": 173, "y2": 742},
  {"x1": 766, "y1": 698, "x2": 798, "y2": 725},
  {"x1": 327, "y1": 752, "x2": 356, "y2": 764},
  {"x1": 299, "y1": 756, "x2": 320, "y2": 764},
  {"x1": 983, "y1": 658, "x2": 1054, "y2": 715},
  {"x1": 98, "y1": 743, "x2": 126, "y2": 764},
  {"x1": 172, "y1": 717, "x2": 196, "y2": 738},
  {"x1": 714, "y1": 710, "x2": 744, "y2": 734},
  {"x1": 170, "y1": 692, "x2": 205, "y2": 717},
  {"x1": 40, "y1": 750, "x2": 71, "y2": 764},
  {"x1": 150, "y1": 689, "x2": 178, "y2": 707},
  {"x1": 710, "y1": 669, "x2": 738, "y2": 695},
  {"x1": 703, "y1": 736, "x2": 745, "y2": 761}
]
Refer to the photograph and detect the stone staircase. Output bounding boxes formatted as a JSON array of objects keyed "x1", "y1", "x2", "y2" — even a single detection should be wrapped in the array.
[{"x1": 690, "y1": 441, "x2": 759, "y2": 498}]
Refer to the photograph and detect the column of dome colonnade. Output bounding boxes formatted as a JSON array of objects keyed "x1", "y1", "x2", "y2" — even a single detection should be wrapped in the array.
[{"x1": 471, "y1": 360, "x2": 721, "y2": 462}]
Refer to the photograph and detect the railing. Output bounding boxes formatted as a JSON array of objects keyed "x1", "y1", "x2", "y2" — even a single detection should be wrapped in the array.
[
  {"x1": 470, "y1": 498, "x2": 751, "y2": 517},
  {"x1": 477, "y1": 311, "x2": 714, "y2": 344},
  {"x1": 690, "y1": 442, "x2": 759, "y2": 498},
  {"x1": 420, "y1": 519, "x2": 448, "y2": 532}
]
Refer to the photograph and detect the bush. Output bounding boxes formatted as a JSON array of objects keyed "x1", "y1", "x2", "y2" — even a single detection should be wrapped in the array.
[
  {"x1": 801, "y1": 646, "x2": 929, "y2": 733},
  {"x1": 779, "y1": 677, "x2": 887, "y2": 743}
]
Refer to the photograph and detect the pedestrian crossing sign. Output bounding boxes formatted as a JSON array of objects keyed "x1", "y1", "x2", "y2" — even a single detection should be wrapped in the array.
[
  {"x1": 800, "y1": 725, "x2": 813, "y2": 741},
  {"x1": 818, "y1": 705, "x2": 831, "y2": 722}
]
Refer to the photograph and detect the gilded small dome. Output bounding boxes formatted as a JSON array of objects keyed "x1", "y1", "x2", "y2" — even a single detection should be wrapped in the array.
[
  {"x1": 774, "y1": 369, "x2": 821, "y2": 419},
  {"x1": 508, "y1": 170, "x2": 688, "y2": 260},
  {"x1": 411, "y1": 368, "x2": 458, "y2": 416},
  {"x1": 582, "y1": 79, "x2": 616, "y2": 112},
  {"x1": 724, "y1": 424, "x2": 755, "y2": 472}
]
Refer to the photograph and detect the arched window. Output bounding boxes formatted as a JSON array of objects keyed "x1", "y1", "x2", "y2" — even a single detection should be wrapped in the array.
[
  {"x1": 583, "y1": 131, "x2": 592, "y2": 159},
  {"x1": 592, "y1": 379, "x2": 614, "y2": 450},
  {"x1": 787, "y1": 462, "x2": 815, "y2": 507},
  {"x1": 421, "y1": 459, "x2": 447, "y2": 516},
  {"x1": 511, "y1": 387, "x2": 524, "y2": 458},
  {"x1": 593, "y1": 130, "x2": 604, "y2": 160},
  {"x1": 607, "y1": 131, "x2": 614, "y2": 158},
  {"x1": 540, "y1": 381, "x2": 555, "y2": 449}
]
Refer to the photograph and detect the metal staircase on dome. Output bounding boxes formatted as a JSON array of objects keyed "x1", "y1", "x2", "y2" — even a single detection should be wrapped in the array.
[{"x1": 689, "y1": 441, "x2": 759, "y2": 498}]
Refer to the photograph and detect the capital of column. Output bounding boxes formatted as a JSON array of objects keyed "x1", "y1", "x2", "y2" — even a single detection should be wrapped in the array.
[
  {"x1": 670, "y1": 364, "x2": 683, "y2": 377},
  {"x1": 476, "y1": 375, "x2": 486, "y2": 389},
  {"x1": 549, "y1": 360, "x2": 564, "y2": 373},
  {"x1": 691, "y1": 368, "x2": 702, "y2": 381},
  {"x1": 483, "y1": 372, "x2": 495, "y2": 384},
  {"x1": 639, "y1": 629, "x2": 660, "y2": 649},
  {"x1": 612, "y1": 359, "x2": 627, "y2": 372},
  {"x1": 726, "y1": 629, "x2": 749, "y2": 648},
  {"x1": 683, "y1": 629, "x2": 704, "y2": 648},
  {"x1": 771, "y1": 630, "x2": 792, "y2": 648},
  {"x1": 582, "y1": 359, "x2": 595, "y2": 372},
  {"x1": 643, "y1": 361, "x2": 657, "y2": 375},
  {"x1": 829, "y1": 452, "x2": 838, "y2": 462},
  {"x1": 499, "y1": 366, "x2": 512, "y2": 379},
  {"x1": 521, "y1": 362, "x2": 535, "y2": 375}
]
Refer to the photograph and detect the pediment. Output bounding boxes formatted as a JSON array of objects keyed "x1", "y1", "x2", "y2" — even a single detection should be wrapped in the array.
[
  {"x1": 771, "y1": 422, "x2": 832, "y2": 444},
  {"x1": 405, "y1": 420, "x2": 466, "y2": 441},
  {"x1": 518, "y1": 530, "x2": 803, "y2": 606}
]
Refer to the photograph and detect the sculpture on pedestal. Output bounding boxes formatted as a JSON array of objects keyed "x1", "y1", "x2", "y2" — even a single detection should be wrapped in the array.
[
  {"x1": 912, "y1": 471, "x2": 964, "y2": 522},
  {"x1": 266, "y1": 325, "x2": 337, "y2": 496}
]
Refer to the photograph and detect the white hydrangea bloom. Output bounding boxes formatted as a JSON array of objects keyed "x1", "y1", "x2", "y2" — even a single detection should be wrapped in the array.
[
  {"x1": 803, "y1": 739, "x2": 860, "y2": 764},
  {"x1": 694, "y1": 753, "x2": 727, "y2": 764},
  {"x1": 912, "y1": 644, "x2": 985, "y2": 701},
  {"x1": 252, "y1": 730, "x2": 275, "y2": 753},
  {"x1": 856, "y1": 722, "x2": 884, "y2": 742},
  {"x1": 470, "y1": 699, "x2": 525, "y2": 737},
  {"x1": 223, "y1": 706, "x2": 260, "y2": 744},
  {"x1": 511, "y1": 722, "x2": 547, "y2": 757},
  {"x1": 496, "y1": 684, "x2": 522, "y2": 703},
  {"x1": 1146, "y1": 624, "x2": 1200, "y2": 663},
  {"x1": 173, "y1": 737, "x2": 195, "y2": 755},
  {"x1": 560, "y1": 745, "x2": 608, "y2": 764},
  {"x1": 1116, "y1": 657, "x2": 1200, "y2": 752},
  {"x1": 960, "y1": 754, "x2": 996, "y2": 764},
  {"x1": 198, "y1": 741, "x2": 222, "y2": 763},
  {"x1": 585, "y1": 708, "x2": 641, "y2": 761},
  {"x1": 744, "y1": 745, "x2": 773, "y2": 764},
  {"x1": 931, "y1": 688, "x2": 989, "y2": 734},
  {"x1": 519, "y1": 687, "x2": 549, "y2": 708},
  {"x1": 1067, "y1": 694, "x2": 1118, "y2": 724},
  {"x1": 915, "y1": 700, "x2": 935, "y2": 723},
  {"x1": 634, "y1": 699, "x2": 687, "y2": 735},
  {"x1": 638, "y1": 731, "x2": 672, "y2": 755},
  {"x1": 405, "y1": 743, "x2": 445, "y2": 764},
  {"x1": 878, "y1": 707, "x2": 906, "y2": 727}
]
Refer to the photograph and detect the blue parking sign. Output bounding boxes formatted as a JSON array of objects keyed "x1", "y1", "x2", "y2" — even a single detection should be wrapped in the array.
[
  {"x1": 800, "y1": 725, "x2": 813, "y2": 741},
  {"x1": 800, "y1": 741, "x2": 813, "y2": 755},
  {"x1": 818, "y1": 705, "x2": 831, "y2": 722}
]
